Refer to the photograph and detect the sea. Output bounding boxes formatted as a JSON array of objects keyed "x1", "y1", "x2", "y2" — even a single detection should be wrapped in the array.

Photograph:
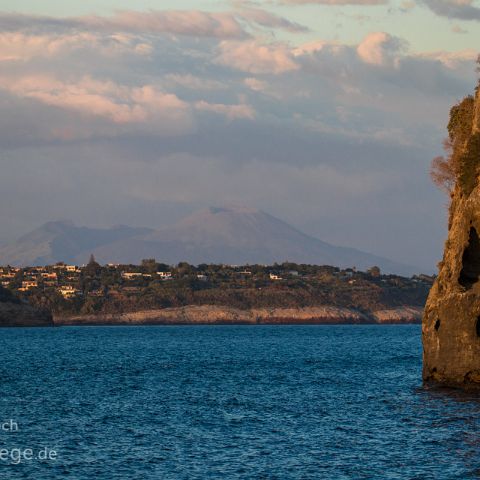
[{"x1": 0, "y1": 325, "x2": 479, "y2": 479}]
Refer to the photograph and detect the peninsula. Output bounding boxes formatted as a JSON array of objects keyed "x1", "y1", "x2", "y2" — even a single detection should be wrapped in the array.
[{"x1": 1, "y1": 259, "x2": 431, "y2": 326}]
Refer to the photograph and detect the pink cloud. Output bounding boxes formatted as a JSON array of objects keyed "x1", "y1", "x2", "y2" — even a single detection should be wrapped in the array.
[
  {"x1": 83, "y1": 10, "x2": 246, "y2": 39},
  {"x1": 0, "y1": 8, "x2": 308, "y2": 39},
  {"x1": 0, "y1": 31, "x2": 152, "y2": 62},
  {"x1": 216, "y1": 40, "x2": 299, "y2": 74},
  {"x1": 0, "y1": 75, "x2": 190, "y2": 126},
  {"x1": 416, "y1": 49, "x2": 477, "y2": 68},
  {"x1": 356, "y1": 32, "x2": 406, "y2": 66},
  {"x1": 0, "y1": 11, "x2": 246, "y2": 39}
]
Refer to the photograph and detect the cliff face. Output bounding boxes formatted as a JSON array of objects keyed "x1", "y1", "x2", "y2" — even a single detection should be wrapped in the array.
[
  {"x1": 55, "y1": 305, "x2": 423, "y2": 326},
  {"x1": 423, "y1": 86, "x2": 480, "y2": 387}
]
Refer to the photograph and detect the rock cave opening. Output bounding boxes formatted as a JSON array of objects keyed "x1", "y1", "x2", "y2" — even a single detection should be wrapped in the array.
[
  {"x1": 459, "y1": 227, "x2": 480, "y2": 289},
  {"x1": 476, "y1": 317, "x2": 480, "y2": 337},
  {"x1": 434, "y1": 319, "x2": 441, "y2": 331}
]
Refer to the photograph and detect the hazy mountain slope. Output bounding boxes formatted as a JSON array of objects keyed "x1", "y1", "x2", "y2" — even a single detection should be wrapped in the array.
[
  {"x1": 0, "y1": 208, "x2": 418, "y2": 274},
  {"x1": 0, "y1": 221, "x2": 152, "y2": 266},
  {"x1": 90, "y1": 207, "x2": 418, "y2": 275}
]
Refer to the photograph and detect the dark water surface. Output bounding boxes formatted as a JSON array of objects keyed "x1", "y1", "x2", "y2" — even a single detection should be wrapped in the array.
[{"x1": 0, "y1": 325, "x2": 479, "y2": 479}]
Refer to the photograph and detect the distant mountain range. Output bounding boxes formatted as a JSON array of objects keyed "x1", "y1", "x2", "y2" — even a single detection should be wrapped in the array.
[{"x1": 0, "y1": 207, "x2": 418, "y2": 275}]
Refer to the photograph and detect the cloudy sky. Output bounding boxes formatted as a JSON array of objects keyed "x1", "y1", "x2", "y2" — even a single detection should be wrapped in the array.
[{"x1": 0, "y1": 0, "x2": 478, "y2": 271}]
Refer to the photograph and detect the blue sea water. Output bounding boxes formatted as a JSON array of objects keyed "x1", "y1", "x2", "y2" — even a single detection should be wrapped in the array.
[{"x1": 0, "y1": 325, "x2": 479, "y2": 479}]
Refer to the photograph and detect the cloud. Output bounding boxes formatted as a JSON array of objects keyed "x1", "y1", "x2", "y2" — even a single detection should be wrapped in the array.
[
  {"x1": 0, "y1": 31, "x2": 152, "y2": 62},
  {"x1": 0, "y1": 75, "x2": 193, "y2": 135},
  {"x1": 451, "y1": 24, "x2": 468, "y2": 33},
  {"x1": 356, "y1": 32, "x2": 406, "y2": 66},
  {"x1": 163, "y1": 74, "x2": 226, "y2": 91},
  {"x1": 83, "y1": 10, "x2": 248, "y2": 38},
  {"x1": 0, "y1": 8, "x2": 309, "y2": 39},
  {"x1": 399, "y1": 1, "x2": 416, "y2": 11},
  {"x1": 279, "y1": 0, "x2": 386, "y2": 4},
  {"x1": 416, "y1": 49, "x2": 477, "y2": 68},
  {"x1": 0, "y1": 7, "x2": 476, "y2": 270},
  {"x1": 244, "y1": 77, "x2": 269, "y2": 92},
  {"x1": 234, "y1": 6, "x2": 309, "y2": 32},
  {"x1": 216, "y1": 40, "x2": 299, "y2": 74},
  {"x1": 421, "y1": 0, "x2": 480, "y2": 20},
  {"x1": 195, "y1": 100, "x2": 256, "y2": 120},
  {"x1": 0, "y1": 11, "x2": 246, "y2": 39},
  {"x1": 243, "y1": 77, "x2": 283, "y2": 98},
  {"x1": 292, "y1": 32, "x2": 474, "y2": 97}
]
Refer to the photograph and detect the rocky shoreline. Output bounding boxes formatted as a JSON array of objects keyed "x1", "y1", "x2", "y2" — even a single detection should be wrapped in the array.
[
  {"x1": 53, "y1": 305, "x2": 423, "y2": 326},
  {"x1": 0, "y1": 302, "x2": 53, "y2": 327}
]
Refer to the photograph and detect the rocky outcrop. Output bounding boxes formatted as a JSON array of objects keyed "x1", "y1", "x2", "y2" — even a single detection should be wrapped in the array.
[
  {"x1": 373, "y1": 307, "x2": 423, "y2": 324},
  {"x1": 423, "y1": 85, "x2": 480, "y2": 388},
  {"x1": 55, "y1": 305, "x2": 422, "y2": 326},
  {"x1": 0, "y1": 302, "x2": 53, "y2": 327}
]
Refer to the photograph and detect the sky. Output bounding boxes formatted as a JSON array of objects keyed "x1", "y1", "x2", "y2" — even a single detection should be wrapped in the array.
[{"x1": 0, "y1": 0, "x2": 479, "y2": 271}]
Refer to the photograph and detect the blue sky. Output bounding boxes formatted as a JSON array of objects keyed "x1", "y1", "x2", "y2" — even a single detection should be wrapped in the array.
[{"x1": 0, "y1": 0, "x2": 478, "y2": 270}]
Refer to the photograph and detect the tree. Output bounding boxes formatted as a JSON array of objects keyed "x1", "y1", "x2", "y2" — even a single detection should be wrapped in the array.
[
  {"x1": 430, "y1": 92, "x2": 474, "y2": 195},
  {"x1": 141, "y1": 258, "x2": 157, "y2": 274},
  {"x1": 430, "y1": 139, "x2": 455, "y2": 195},
  {"x1": 0, "y1": 285, "x2": 18, "y2": 303},
  {"x1": 367, "y1": 266, "x2": 381, "y2": 278},
  {"x1": 177, "y1": 262, "x2": 194, "y2": 276},
  {"x1": 84, "y1": 254, "x2": 101, "y2": 277},
  {"x1": 444, "y1": 95, "x2": 478, "y2": 194}
]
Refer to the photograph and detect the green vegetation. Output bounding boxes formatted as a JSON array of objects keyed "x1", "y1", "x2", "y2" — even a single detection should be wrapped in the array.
[
  {"x1": 0, "y1": 261, "x2": 433, "y2": 318},
  {"x1": 0, "y1": 285, "x2": 18, "y2": 304},
  {"x1": 431, "y1": 79, "x2": 480, "y2": 196}
]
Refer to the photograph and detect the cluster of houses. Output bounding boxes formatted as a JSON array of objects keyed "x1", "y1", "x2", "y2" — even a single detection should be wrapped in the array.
[
  {"x1": 120, "y1": 271, "x2": 173, "y2": 281},
  {"x1": 0, "y1": 264, "x2": 175, "y2": 299},
  {"x1": 0, "y1": 264, "x2": 83, "y2": 298},
  {"x1": 0, "y1": 262, "x2": 303, "y2": 300},
  {"x1": 0, "y1": 262, "x2": 435, "y2": 301}
]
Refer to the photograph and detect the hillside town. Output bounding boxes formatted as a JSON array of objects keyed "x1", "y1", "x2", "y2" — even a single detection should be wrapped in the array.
[{"x1": 0, "y1": 257, "x2": 434, "y2": 318}]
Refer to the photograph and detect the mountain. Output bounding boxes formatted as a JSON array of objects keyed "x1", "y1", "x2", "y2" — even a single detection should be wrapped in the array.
[
  {"x1": 0, "y1": 220, "x2": 152, "y2": 266},
  {"x1": 0, "y1": 208, "x2": 418, "y2": 274}
]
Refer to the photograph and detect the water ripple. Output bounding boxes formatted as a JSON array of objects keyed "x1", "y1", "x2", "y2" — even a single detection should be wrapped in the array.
[{"x1": 0, "y1": 325, "x2": 478, "y2": 479}]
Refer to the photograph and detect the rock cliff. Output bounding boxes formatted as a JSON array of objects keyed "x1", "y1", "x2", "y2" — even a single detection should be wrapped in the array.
[
  {"x1": 0, "y1": 302, "x2": 53, "y2": 327},
  {"x1": 423, "y1": 84, "x2": 480, "y2": 387},
  {"x1": 55, "y1": 305, "x2": 422, "y2": 326}
]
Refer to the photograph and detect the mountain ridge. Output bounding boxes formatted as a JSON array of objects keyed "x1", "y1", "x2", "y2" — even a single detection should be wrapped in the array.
[{"x1": 0, "y1": 207, "x2": 419, "y2": 275}]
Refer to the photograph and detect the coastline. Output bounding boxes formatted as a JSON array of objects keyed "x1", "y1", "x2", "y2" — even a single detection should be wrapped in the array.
[
  {"x1": 53, "y1": 305, "x2": 423, "y2": 326},
  {"x1": 0, "y1": 301, "x2": 53, "y2": 327}
]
